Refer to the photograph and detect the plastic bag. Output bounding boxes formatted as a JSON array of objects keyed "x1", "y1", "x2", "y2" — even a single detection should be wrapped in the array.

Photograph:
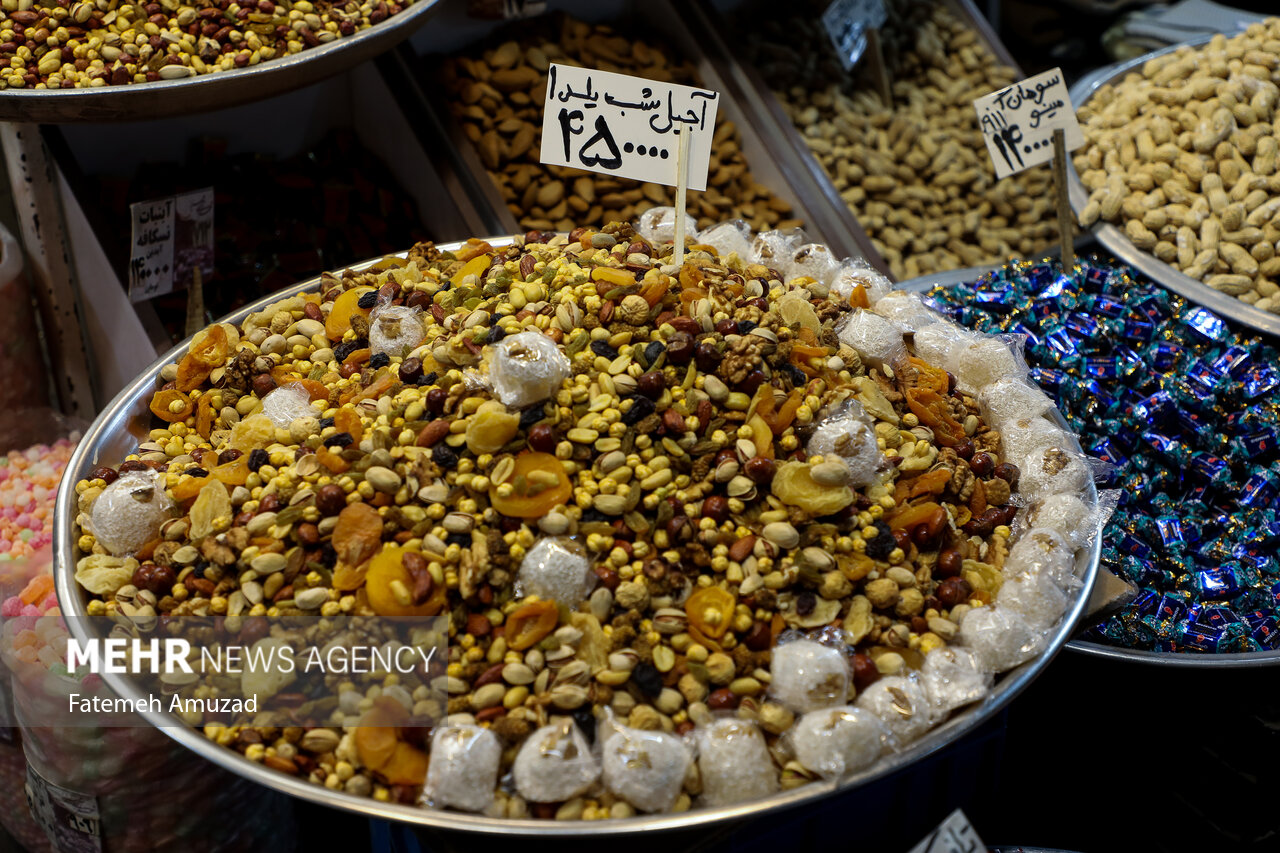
[
  {"x1": 421, "y1": 724, "x2": 502, "y2": 813},
  {"x1": 920, "y1": 646, "x2": 992, "y2": 715},
  {"x1": 695, "y1": 718, "x2": 778, "y2": 806},
  {"x1": 871, "y1": 291, "x2": 946, "y2": 334},
  {"x1": 515, "y1": 537, "x2": 594, "y2": 605},
  {"x1": 788, "y1": 705, "x2": 886, "y2": 779},
  {"x1": 955, "y1": 604, "x2": 1044, "y2": 673},
  {"x1": 488, "y1": 330, "x2": 571, "y2": 410},
  {"x1": 636, "y1": 207, "x2": 697, "y2": 248},
  {"x1": 854, "y1": 674, "x2": 935, "y2": 749},
  {"x1": 829, "y1": 259, "x2": 892, "y2": 305},
  {"x1": 767, "y1": 637, "x2": 850, "y2": 713},
  {"x1": 599, "y1": 713, "x2": 692, "y2": 813},
  {"x1": 836, "y1": 309, "x2": 908, "y2": 372},
  {"x1": 512, "y1": 718, "x2": 600, "y2": 803}
]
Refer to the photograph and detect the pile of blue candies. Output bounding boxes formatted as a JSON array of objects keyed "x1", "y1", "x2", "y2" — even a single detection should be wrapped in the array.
[{"x1": 927, "y1": 257, "x2": 1280, "y2": 654}]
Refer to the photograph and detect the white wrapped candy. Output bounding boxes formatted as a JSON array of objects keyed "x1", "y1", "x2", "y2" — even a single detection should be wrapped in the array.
[
  {"x1": 829, "y1": 260, "x2": 892, "y2": 305},
  {"x1": 261, "y1": 384, "x2": 316, "y2": 428},
  {"x1": 1005, "y1": 527, "x2": 1077, "y2": 589},
  {"x1": 855, "y1": 675, "x2": 933, "y2": 748},
  {"x1": 871, "y1": 292, "x2": 944, "y2": 334},
  {"x1": 999, "y1": 416, "x2": 1069, "y2": 470},
  {"x1": 951, "y1": 337, "x2": 1023, "y2": 393},
  {"x1": 997, "y1": 570, "x2": 1068, "y2": 630},
  {"x1": 697, "y1": 719, "x2": 778, "y2": 806},
  {"x1": 637, "y1": 206, "x2": 696, "y2": 247},
  {"x1": 836, "y1": 310, "x2": 907, "y2": 371},
  {"x1": 979, "y1": 378, "x2": 1054, "y2": 430},
  {"x1": 1019, "y1": 444, "x2": 1090, "y2": 502},
  {"x1": 422, "y1": 725, "x2": 501, "y2": 813},
  {"x1": 912, "y1": 323, "x2": 976, "y2": 370},
  {"x1": 369, "y1": 304, "x2": 424, "y2": 358},
  {"x1": 791, "y1": 706, "x2": 885, "y2": 779},
  {"x1": 512, "y1": 719, "x2": 599, "y2": 803},
  {"x1": 89, "y1": 471, "x2": 172, "y2": 557},
  {"x1": 750, "y1": 229, "x2": 804, "y2": 272},
  {"x1": 516, "y1": 538, "x2": 593, "y2": 605},
  {"x1": 806, "y1": 413, "x2": 884, "y2": 487},
  {"x1": 489, "y1": 331, "x2": 571, "y2": 410},
  {"x1": 787, "y1": 243, "x2": 840, "y2": 285},
  {"x1": 1022, "y1": 495, "x2": 1094, "y2": 549},
  {"x1": 768, "y1": 639, "x2": 850, "y2": 713},
  {"x1": 955, "y1": 605, "x2": 1042, "y2": 672},
  {"x1": 920, "y1": 647, "x2": 991, "y2": 715},
  {"x1": 697, "y1": 220, "x2": 753, "y2": 262},
  {"x1": 601, "y1": 723, "x2": 692, "y2": 813}
]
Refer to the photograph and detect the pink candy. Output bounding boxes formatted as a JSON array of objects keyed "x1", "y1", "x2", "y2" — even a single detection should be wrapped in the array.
[{"x1": 1, "y1": 595, "x2": 21, "y2": 619}]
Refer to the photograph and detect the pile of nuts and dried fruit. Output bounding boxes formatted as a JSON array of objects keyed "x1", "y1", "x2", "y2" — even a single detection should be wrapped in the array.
[
  {"x1": 0, "y1": 0, "x2": 413, "y2": 90},
  {"x1": 1076, "y1": 21, "x2": 1280, "y2": 315},
  {"x1": 738, "y1": 0, "x2": 1057, "y2": 279},
  {"x1": 439, "y1": 15, "x2": 800, "y2": 235},
  {"x1": 70, "y1": 212, "x2": 1086, "y2": 819}
]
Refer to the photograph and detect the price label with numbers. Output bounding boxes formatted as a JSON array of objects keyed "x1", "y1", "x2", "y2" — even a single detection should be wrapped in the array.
[
  {"x1": 540, "y1": 63, "x2": 719, "y2": 191},
  {"x1": 907, "y1": 808, "x2": 987, "y2": 853},
  {"x1": 821, "y1": 0, "x2": 887, "y2": 71},
  {"x1": 973, "y1": 67, "x2": 1084, "y2": 180},
  {"x1": 25, "y1": 762, "x2": 103, "y2": 853},
  {"x1": 127, "y1": 197, "x2": 174, "y2": 303}
]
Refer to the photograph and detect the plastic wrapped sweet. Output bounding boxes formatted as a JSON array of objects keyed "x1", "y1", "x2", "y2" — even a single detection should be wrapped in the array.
[
  {"x1": 920, "y1": 647, "x2": 992, "y2": 715},
  {"x1": 912, "y1": 323, "x2": 976, "y2": 370},
  {"x1": 512, "y1": 719, "x2": 599, "y2": 803},
  {"x1": 951, "y1": 336, "x2": 1024, "y2": 393},
  {"x1": 516, "y1": 538, "x2": 593, "y2": 605},
  {"x1": 488, "y1": 331, "x2": 571, "y2": 410},
  {"x1": 696, "y1": 718, "x2": 778, "y2": 806},
  {"x1": 871, "y1": 292, "x2": 944, "y2": 334},
  {"x1": 1021, "y1": 494, "x2": 1095, "y2": 549},
  {"x1": 368, "y1": 304, "x2": 424, "y2": 358},
  {"x1": 790, "y1": 706, "x2": 885, "y2": 779},
  {"x1": 768, "y1": 638, "x2": 850, "y2": 713},
  {"x1": 260, "y1": 384, "x2": 316, "y2": 429},
  {"x1": 979, "y1": 378, "x2": 1054, "y2": 430},
  {"x1": 854, "y1": 675, "x2": 933, "y2": 747},
  {"x1": 600, "y1": 721, "x2": 692, "y2": 813},
  {"x1": 696, "y1": 220, "x2": 753, "y2": 262},
  {"x1": 87, "y1": 471, "x2": 171, "y2": 557},
  {"x1": 1005, "y1": 527, "x2": 1077, "y2": 589},
  {"x1": 637, "y1": 206, "x2": 697, "y2": 247},
  {"x1": 836, "y1": 310, "x2": 907, "y2": 371},
  {"x1": 787, "y1": 243, "x2": 840, "y2": 284},
  {"x1": 806, "y1": 410, "x2": 884, "y2": 488},
  {"x1": 829, "y1": 260, "x2": 892, "y2": 305},
  {"x1": 423, "y1": 725, "x2": 502, "y2": 813},
  {"x1": 1018, "y1": 444, "x2": 1090, "y2": 502},
  {"x1": 955, "y1": 605, "x2": 1043, "y2": 672},
  {"x1": 999, "y1": 416, "x2": 1070, "y2": 470},
  {"x1": 997, "y1": 570, "x2": 1068, "y2": 630},
  {"x1": 749, "y1": 228, "x2": 804, "y2": 272}
]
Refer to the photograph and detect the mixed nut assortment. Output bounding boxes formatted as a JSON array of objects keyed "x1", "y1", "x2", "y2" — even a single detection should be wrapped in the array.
[
  {"x1": 1077, "y1": 21, "x2": 1280, "y2": 315},
  {"x1": 738, "y1": 0, "x2": 1058, "y2": 279},
  {"x1": 0, "y1": 0, "x2": 413, "y2": 90},
  {"x1": 70, "y1": 215, "x2": 1088, "y2": 818},
  {"x1": 439, "y1": 15, "x2": 800, "y2": 235}
]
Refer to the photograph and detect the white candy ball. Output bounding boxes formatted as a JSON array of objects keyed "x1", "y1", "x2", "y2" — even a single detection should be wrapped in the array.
[
  {"x1": 806, "y1": 415, "x2": 884, "y2": 487},
  {"x1": 855, "y1": 676, "x2": 933, "y2": 748},
  {"x1": 1019, "y1": 445, "x2": 1089, "y2": 502},
  {"x1": 423, "y1": 725, "x2": 501, "y2": 813},
  {"x1": 1022, "y1": 495, "x2": 1094, "y2": 549},
  {"x1": 952, "y1": 338, "x2": 1021, "y2": 393},
  {"x1": 89, "y1": 472, "x2": 172, "y2": 557},
  {"x1": 980, "y1": 378, "x2": 1054, "y2": 430},
  {"x1": 368, "y1": 305, "x2": 424, "y2": 358},
  {"x1": 516, "y1": 538, "x2": 593, "y2": 605},
  {"x1": 829, "y1": 261, "x2": 892, "y2": 305},
  {"x1": 489, "y1": 331, "x2": 571, "y2": 410},
  {"x1": 791, "y1": 706, "x2": 885, "y2": 779},
  {"x1": 697, "y1": 719, "x2": 778, "y2": 806},
  {"x1": 871, "y1": 292, "x2": 944, "y2": 334},
  {"x1": 261, "y1": 384, "x2": 316, "y2": 428},
  {"x1": 601, "y1": 724, "x2": 692, "y2": 813},
  {"x1": 750, "y1": 229, "x2": 803, "y2": 270},
  {"x1": 1005, "y1": 527, "x2": 1077, "y2": 589},
  {"x1": 512, "y1": 720, "x2": 599, "y2": 803},
  {"x1": 912, "y1": 324, "x2": 976, "y2": 370},
  {"x1": 956, "y1": 605, "x2": 1041, "y2": 672},
  {"x1": 787, "y1": 243, "x2": 841, "y2": 285},
  {"x1": 920, "y1": 647, "x2": 991, "y2": 715},
  {"x1": 997, "y1": 570, "x2": 1069, "y2": 630},
  {"x1": 697, "y1": 220, "x2": 753, "y2": 262},
  {"x1": 836, "y1": 310, "x2": 907, "y2": 370},
  {"x1": 768, "y1": 640, "x2": 850, "y2": 713},
  {"x1": 637, "y1": 206, "x2": 697, "y2": 246},
  {"x1": 999, "y1": 417, "x2": 1068, "y2": 470}
]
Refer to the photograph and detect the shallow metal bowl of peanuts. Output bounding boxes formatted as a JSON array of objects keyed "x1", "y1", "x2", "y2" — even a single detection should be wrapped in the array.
[
  {"x1": 1067, "y1": 33, "x2": 1280, "y2": 338},
  {"x1": 55, "y1": 231, "x2": 1100, "y2": 834},
  {"x1": 0, "y1": 0, "x2": 441, "y2": 123}
]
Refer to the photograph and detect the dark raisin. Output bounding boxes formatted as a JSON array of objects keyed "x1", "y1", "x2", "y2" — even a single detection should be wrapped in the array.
[
  {"x1": 486, "y1": 326, "x2": 505, "y2": 343},
  {"x1": 357, "y1": 291, "x2": 377, "y2": 309},
  {"x1": 580, "y1": 508, "x2": 608, "y2": 523},
  {"x1": 644, "y1": 341, "x2": 665, "y2": 366},
  {"x1": 519, "y1": 406, "x2": 545, "y2": 429},
  {"x1": 864, "y1": 521, "x2": 895, "y2": 560},
  {"x1": 571, "y1": 706, "x2": 596, "y2": 743},
  {"x1": 369, "y1": 352, "x2": 390, "y2": 369},
  {"x1": 420, "y1": 371, "x2": 438, "y2": 386},
  {"x1": 246, "y1": 448, "x2": 270, "y2": 472},
  {"x1": 631, "y1": 662, "x2": 663, "y2": 698},
  {"x1": 622, "y1": 395, "x2": 655, "y2": 426},
  {"x1": 446, "y1": 533, "x2": 470, "y2": 548},
  {"x1": 786, "y1": 364, "x2": 808, "y2": 386},
  {"x1": 591, "y1": 340, "x2": 619, "y2": 360},
  {"x1": 217, "y1": 449, "x2": 242, "y2": 465},
  {"x1": 318, "y1": 417, "x2": 335, "y2": 429},
  {"x1": 432, "y1": 445, "x2": 458, "y2": 468},
  {"x1": 185, "y1": 467, "x2": 208, "y2": 478},
  {"x1": 795, "y1": 591, "x2": 816, "y2": 616},
  {"x1": 333, "y1": 340, "x2": 358, "y2": 362},
  {"x1": 737, "y1": 320, "x2": 758, "y2": 334},
  {"x1": 325, "y1": 432, "x2": 353, "y2": 448}
]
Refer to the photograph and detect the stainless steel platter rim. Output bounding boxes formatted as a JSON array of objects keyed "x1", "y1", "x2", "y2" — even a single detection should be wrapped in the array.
[
  {"x1": 54, "y1": 241, "x2": 1099, "y2": 834},
  {"x1": 1066, "y1": 36, "x2": 1280, "y2": 338},
  {"x1": 0, "y1": 0, "x2": 440, "y2": 121}
]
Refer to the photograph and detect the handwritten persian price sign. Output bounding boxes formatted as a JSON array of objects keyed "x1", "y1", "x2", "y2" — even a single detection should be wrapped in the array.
[
  {"x1": 972, "y1": 67, "x2": 1083, "y2": 180},
  {"x1": 540, "y1": 63, "x2": 719, "y2": 191},
  {"x1": 26, "y1": 763, "x2": 103, "y2": 853},
  {"x1": 128, "y1": 197, "x2": 174, "y2": 303},
  {"x1": 821, "y1": 0, "x2": 887, "y2": 71}
]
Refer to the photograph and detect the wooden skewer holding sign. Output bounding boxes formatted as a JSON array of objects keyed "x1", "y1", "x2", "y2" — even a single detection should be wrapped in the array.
[
  {"x1": 866, "y1": 28, "x2": 892, "y2": 107},
  {"x1": 673, "y1": 127, "x2": 692, "y2": 266},
  {"x1": 1052, "y1": 128, "x2": 1074, "y2": 270}
]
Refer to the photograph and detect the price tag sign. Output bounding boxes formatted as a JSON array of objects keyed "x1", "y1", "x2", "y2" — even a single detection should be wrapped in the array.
[
  {"x1": 821, "y1": 0, "x2": 887, "y2": 71},
  {"x1": 540, "y1": 63, "x2": 719, "y2": 191},
  {"x1": 127, "y1": 197, "x2": 174, "y2": 303},
  {"x1": 973, "y1": 67, "x2": 1084, "y2": 180},
  {"x1": 174, "y1": 187, "x2": 215, "y2": 289},
  {"x1": 25, "y1": 762, "x2": 103, "y2": 853},
  {"x1": 906, "y1": 808, "x2": 987, "y2": 853}
]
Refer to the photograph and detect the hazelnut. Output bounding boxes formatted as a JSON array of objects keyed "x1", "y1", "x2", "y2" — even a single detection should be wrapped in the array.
[
  {"x1": 937, "y1": 577, "x2": 973, "y2": 608},
  {"x1": 316, "y1": 483, "x2": 347, "y2": 516}
]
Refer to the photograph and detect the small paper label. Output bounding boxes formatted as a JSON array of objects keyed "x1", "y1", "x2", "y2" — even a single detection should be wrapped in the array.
[
  {"x1": 174, "y1": 187, "x2": 215, "y2": 288},
  {"x1": 25, "y1": 762, "x2": 103, "y2": 853},
  {"x1": 821, "y1": 0, "x2": 887, "y2": 71},
  {"x1": 906, "y1": 808, "x2": 987, "y2": 853},
  {"x1": 540, "y1": 63, "x2": 719, "y2": 191},
  {"x1": 972, "y1": 67, "x2": 1084, "y2": 180},
  {"x1": 127, "y1": 197, "x2": 174, "y2": 302}
]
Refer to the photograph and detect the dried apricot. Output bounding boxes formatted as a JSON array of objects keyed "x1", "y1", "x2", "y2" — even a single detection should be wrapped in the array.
[
  {"x1": 771, "y1": 461, "x2": 853, "y2": 516},
  {"x1": 488, "y1": 452, "x2": 572, "y2": 518},
  {"x1": 344, "y1": 372, "x2": 396, "y2": 406},
  {"x1": 454, "y1": 239, "x2": 494, "y2": 263},
  {"x1": 789, "y1": 345, "x2": 828, "y2": 377},
  {"x1": 334, "y1": 406, "x2": 363, "y2": 442},
  {"x1": 847, "y1": 284, "x2": 870, "y2": 309},
  {"x1": 686, "y1": 586, "x2": 735, "y2": 640},
  {"x1": 325, "y1": 286, "x2": 376, "y2": 340},
  {"x1": 150, "y1": 389, "x2": 194, "y2": 423},
  {"x1": 451, "y1": 255, "x2": 491, "y2": 287},
  {"x1": 366, "y1": 543, "x2": 447, "y2": 622},
  {"x1": 506, "y1": 599, "x2": 559, "y2": 650},
  {"x1": 355, "y1": 696, "x2": 429, "y2": 786},
  {"x1": 188, "y1": 324, "x2": 229, "y2": 367},
  {"x1": 229, "y1": 414, "x2": 275, "y2": 452},
  {"x1": 906, "y1": 357, "x2": 949, "y2": 395},
  {"x1": 905, "y1": 388, "x2": 964, "y2": 447},
  {"x1": 195, "y1": 394, "x2": 214, "y2": 440},
  {"x1": 331, "y1": 502, "x2": 383, "y2": 590},
  {"x1": 175, "y1": 355, "x2": 213, "y2": 393},
  {"x1": 316, "y1": 447, "x2": 349, "y2": 474}
]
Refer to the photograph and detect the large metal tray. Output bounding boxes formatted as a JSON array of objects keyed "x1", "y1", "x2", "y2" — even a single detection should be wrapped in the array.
[
  {"x1": 54, "y1": 242, "x2": 1101, "y2": 834},
  {"x1": 0, "y1": 0, "x2": 441, "y2": 123},
  {"x1": 1067, "y1": 37, "x2": 1280, "y2": 338}
]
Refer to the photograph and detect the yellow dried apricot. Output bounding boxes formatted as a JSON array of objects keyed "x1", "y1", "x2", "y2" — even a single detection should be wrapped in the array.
[
  {"x1": 905, "y1": 388, "x2": 964, "y2": 447},
  {"x1": 505, "y1": 599, "x2": 559, "y2": 651},
  {"x1": 150, "y1": 389, "x2": 194, "y2": 423},
  {"x1": 331, "y1": 502, "x2": 383, "y2": 590},
  {"x1": 324, "y1": 286, "x2": 375, "y2": 340},
  {"x1": 771, "y1": 461, "x2": 853, "y2": 516},
  {"x1": 488, "y1": 452, "x2": 572, "y2": 518},
  {"x1": 355, "y1": 696, "x2": 429, "y2": 786},
  {"x1": 366, "y1": 543, "x2": 447, "y2": 622},
  {"x1": 451, "y1": 255, "x2": 491, "y2": 287},
  {"x1": 686, "y1": 586, "x2": 735, "y2": 640}
]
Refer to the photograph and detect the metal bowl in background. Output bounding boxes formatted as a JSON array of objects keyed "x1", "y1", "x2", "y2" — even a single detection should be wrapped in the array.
[
  {"x1": 54, "y1": 242, "x2": 1101, "y2": 835},
  {"x1": 0, "y1": 0, "x2": 442, "y2": 123},
  {"x1": 1066, "y1": 36, "x2": 1280, "y2": 338}
]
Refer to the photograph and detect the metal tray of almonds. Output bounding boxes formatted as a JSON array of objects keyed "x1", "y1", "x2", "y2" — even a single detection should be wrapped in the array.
[
  {"x1": 0, "y1": 0, "x2": 441, "y2": 122},
  {"x1": 55, "y1": 239, "x2": 1100, "y2": 836}
]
